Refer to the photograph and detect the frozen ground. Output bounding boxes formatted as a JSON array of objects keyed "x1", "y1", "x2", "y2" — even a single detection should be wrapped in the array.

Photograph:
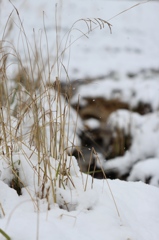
[{"x1": 0, "y1": 0, "x2": 159, "y2": 240}]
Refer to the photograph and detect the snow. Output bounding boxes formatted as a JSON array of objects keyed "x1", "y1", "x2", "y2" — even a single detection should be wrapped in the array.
[
  {"x1": 1, "y1": 138, "x2": 159, "y2": 239},
  {"x1": 1, "y1": 0, "x2": 159, "y2": 240},
  {"x1": 84, "y1": 118, "x2": 100, "y2": 129},
  {"x1": 98, "y1": 110, "x2": 159, "y2": 179},
  {"x1": 1, "y1": 160, "x2": 159, "y2": 240},
  {"x1": 128, "y1": 158, "x2": 159, "y2": 187}
]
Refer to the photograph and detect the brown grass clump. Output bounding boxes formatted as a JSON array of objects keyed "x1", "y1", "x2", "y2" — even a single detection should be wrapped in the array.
[{"x1": 0, "y1": 1, "x2": 115, "y2": 205}]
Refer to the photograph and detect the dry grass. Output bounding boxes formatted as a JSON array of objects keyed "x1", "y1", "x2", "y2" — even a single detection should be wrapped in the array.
[{"x1": 0, "y1": 1, "x2": 114, "y2": 201}]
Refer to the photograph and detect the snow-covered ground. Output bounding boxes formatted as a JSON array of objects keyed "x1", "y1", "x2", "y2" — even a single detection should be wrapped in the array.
[
  {"x1": 1, "y1": 152, "x2": 159, "y2": 240},
  {"x1": 0, "y1": 1, "x2": 159, "y2": 240},
  {"x1": 101, "y1": 110, "x2": 159, "y2": 185}
]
